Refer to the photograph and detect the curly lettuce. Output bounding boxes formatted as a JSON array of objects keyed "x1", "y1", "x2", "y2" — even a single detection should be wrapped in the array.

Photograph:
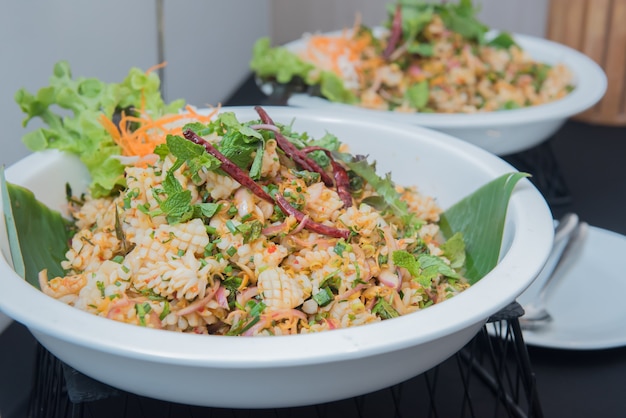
[
  {"x1": 15, "y1": 61, "x2": 184, "y2": 197},
  {"x1": 250, "y1": 38, "x2": 357, "y2": 104}
]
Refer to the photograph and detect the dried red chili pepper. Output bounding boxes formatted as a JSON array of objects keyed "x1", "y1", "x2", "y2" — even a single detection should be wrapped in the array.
[
  {"x1": 254, "y1": 106, "x2": 334, "y2": 187},
  {"x1": 183, "y1": 129, "x2": 274, "y2": 204},
  {"x1": 274, "y1": 194, "x2": 350, "y2": 240},
  {"x1": 183, "y1": 129, "x2": 351, "y2": 239},
  {"x1": 301, "y1": 146, "x2": 353, "y2": 208},
  {"x1": 383, "y1": 4, "x2": 403, "y2": 60}
]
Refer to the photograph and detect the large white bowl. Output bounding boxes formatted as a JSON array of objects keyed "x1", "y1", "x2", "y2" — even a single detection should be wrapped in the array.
[
  {"x1": 276, "y1": 30, "x2": 607, "y2": 156},
  {"x1": 0, "y1": 106, "x2": 553, "y2": 408}
]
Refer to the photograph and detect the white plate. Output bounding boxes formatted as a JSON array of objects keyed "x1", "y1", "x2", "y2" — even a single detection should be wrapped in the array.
[{"x1": 518, "y1": 225, "x2": 626, "y2": 350}]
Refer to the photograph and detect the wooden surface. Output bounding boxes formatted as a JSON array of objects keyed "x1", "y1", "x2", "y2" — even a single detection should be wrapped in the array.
[{"x1": 548, "y1": 0, "x2": 626, "y2": 125}]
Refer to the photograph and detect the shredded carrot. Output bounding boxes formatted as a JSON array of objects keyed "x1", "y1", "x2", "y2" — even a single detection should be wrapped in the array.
[
  {"x1": 100, "y1": 104, "x2": 220, "y2": 159},
  {"x1": 99, "y1": 68, "x2": 221, "y2": 162},
  {"x1": 145, "y1": 61, "x2": 168, "y2": 75},
  {"x1": 99, "y1": 62, "x2": 222, "y2": 161},
  {"x1": 303, "y1": 27, "x2": 375, "y2": 81}
]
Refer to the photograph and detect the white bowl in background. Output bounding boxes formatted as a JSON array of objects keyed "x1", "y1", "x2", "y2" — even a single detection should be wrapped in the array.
[
  {"x1": 0, "y1": 311, "x2": 11, "y2": 334},
  {"x1": 0, "y1": 106, "x2": 553, "y2": 408},
  {"x1": 275, "y1": 31, "x2": 606, "y2": 156}
]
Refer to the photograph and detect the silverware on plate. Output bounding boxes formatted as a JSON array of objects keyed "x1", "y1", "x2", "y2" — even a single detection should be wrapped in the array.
[{"x1": 519, "y1": 214, "x2": 588, "y2": 330}]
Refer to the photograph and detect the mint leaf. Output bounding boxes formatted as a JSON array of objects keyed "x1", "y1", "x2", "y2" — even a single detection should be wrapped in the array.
[
  {"x1": 166, "y1": 134, "x2": 220, "y2": 181},
  {"x1": 406, "y1": 80, "x2": 430, "y2": 110},
  {"x1": 166, "y1": 134, "x2": 206, "y2": 164},
  {"x1": 372, "y1": 297, "x2": 400, "y2": 319},
  {"x1": 387, "y1": 3, "x2": 434, "y2": 43},
  {"x1": 392, "y1": 250, "x2": 459, "y2": 287},
  {"x1": 439, "y1": 0, "x2": 488, "y2": 43},
  {"x1": 193, "y1": 202, "x2": 221, "y2": 219},
  {"x1": 153, "y1": 143, "x2": 170, "y2": 161},
  {"x1": 200, "y1": 112, "x2": 266, "y2": 172},
  {"x1": 308, "y1": 133, "x2": 341, "y2": 167},
  {"x1": 417, "y1": 253, "x2": 460, "y2": 282},
  {"x1": 407, "y1": 42, "x2": 435, "y2": 56},
  {"x1": 440, "y1": 232, "x2": 466, "y2": 269},
  {"x1": 488, "y1": 32, "x2": 517, "y2": 49},
  {"x1": 155, "y1": 171, "x2": 193, "y2": 224},
  {"x1": 183, "y1": 122, "x2": 213, "y2": 137},
  {"x1": 236, "y1": 220, "x2": 263, "y2": 244},
  {"x1": 392, "y1": 250, "x2": 421, "y2": 277},
  {"x1": 342, "y1": 156, "x2": 409, "y2": 218}
]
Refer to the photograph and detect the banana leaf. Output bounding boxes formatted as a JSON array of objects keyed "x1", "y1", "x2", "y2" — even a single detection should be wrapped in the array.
[
  {"x1": 1, "y1": 168, "x2": 72, "y2": 289},
  {"x1": 1, "y1": 169, "x2": 528, "y2": 289},
  {"x1": 439, "y1": 172, "x2": 530, "y2": 284}
]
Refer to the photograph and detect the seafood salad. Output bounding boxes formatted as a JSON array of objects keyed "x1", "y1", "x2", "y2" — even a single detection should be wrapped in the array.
[
  {"x1": 251, "y1": 0, "x2": 573, "y2": 113},
  {"x1": 38, "y1": 106, "x2": 468, "y2": 336}
]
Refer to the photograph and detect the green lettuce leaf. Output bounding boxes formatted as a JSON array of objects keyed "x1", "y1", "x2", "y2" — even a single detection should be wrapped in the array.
[
  {"x1": 250, "y1": 38, "x2": 357, "y2": 105},
  {"x1": 319, "y1": 71, "x2": 358, "y2": 104},
  {"x1": 15, "y1": 61, "x2": 184, "y2": 197},
  {"x1": 250, "y1": 37, "x2": 316, "y2": 85}
]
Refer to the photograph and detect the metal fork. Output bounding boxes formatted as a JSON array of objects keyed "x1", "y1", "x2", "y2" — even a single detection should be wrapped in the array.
[{"x1": 519, "y1": 216, "x2": 588, "y2": 330}]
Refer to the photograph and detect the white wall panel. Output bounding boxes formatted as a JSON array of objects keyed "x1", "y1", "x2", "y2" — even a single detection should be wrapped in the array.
[
  {"x1": 0, "y1": 1, "x2": 160, "y2": 168},
  {"x1": 162, "y1": 0, "x2": 270, "y2": 108}
]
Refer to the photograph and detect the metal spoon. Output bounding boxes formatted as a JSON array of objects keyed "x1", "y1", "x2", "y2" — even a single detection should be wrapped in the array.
[{"x1": 520, "y1": 217, "x2": 588, "y2": 330}]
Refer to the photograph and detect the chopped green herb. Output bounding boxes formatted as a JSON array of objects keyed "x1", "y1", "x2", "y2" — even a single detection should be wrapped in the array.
[
  {"x1": 372, "y1": 297, "x2": 400, "y2": 320},
  {"x1": 96, "y1": 281, "x2": 105, "y2": 298},
  {"x1": 313, "y1": 287, "x2": 334, "y2": 307},
  {"x1": 159, "y1": 301, "x2": 171, "y2": 321},
  {"x1": 226, "y1": 246, "x2": 237, "y2": 257},
  {"x1": 135, "y1": 302, "x2": 152, "y2": 326}
]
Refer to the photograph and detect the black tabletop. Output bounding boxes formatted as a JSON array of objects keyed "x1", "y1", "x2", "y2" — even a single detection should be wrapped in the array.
[{"x1": 1, "y1": 76, "x2": 625, "y2": 417}]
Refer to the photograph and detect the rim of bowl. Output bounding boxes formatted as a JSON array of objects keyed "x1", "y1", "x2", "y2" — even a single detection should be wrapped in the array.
[
  {"x1": 0, "y1": 106, "x2": 554, "y2": 369},
  {"x1": 279, "y1": 30, "x2": 607, "y2": 128}
]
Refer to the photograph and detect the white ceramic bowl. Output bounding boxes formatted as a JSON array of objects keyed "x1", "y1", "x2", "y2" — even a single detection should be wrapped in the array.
[
  {"x1": 275, "y1": 30, "x2": 607, "y2": 156},
  {"x1": 0, "y1": 106, "x2": 553, "y2": 408}
]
